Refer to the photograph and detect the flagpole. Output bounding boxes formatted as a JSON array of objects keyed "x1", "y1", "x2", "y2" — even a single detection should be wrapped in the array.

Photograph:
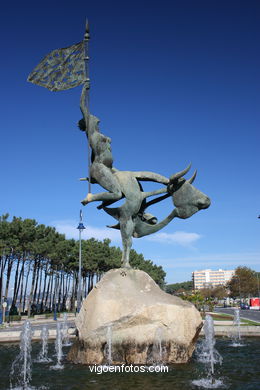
[{"x1": 84, "y1": 19, "x2": 91, "y2": 194}]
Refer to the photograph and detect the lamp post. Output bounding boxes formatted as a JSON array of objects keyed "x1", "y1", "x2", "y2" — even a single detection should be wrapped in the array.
[
  {"x1": 2, "y1": 300, "x2": 7, "y2": 323},
  {"x1": 77, "y1": 210, "x2": 86, "y2": 313},
  {"x1": 53, "y1": 271, "x2": 58, "y2": 321}
]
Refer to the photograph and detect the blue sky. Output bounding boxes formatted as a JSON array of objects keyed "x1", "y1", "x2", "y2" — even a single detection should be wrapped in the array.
[{"x1": 1, "y1": 1, "x2": 259, "y2": 283}]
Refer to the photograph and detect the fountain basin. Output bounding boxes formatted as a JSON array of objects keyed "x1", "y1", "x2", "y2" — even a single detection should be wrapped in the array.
[{"x1": 1, "y1": 338, "x2": 260, "y2": 390}]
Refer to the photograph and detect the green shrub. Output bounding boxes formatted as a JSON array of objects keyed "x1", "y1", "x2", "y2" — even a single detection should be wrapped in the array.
[{"x1": 8, "y1": 315, "x2": 21, "y2": 322}]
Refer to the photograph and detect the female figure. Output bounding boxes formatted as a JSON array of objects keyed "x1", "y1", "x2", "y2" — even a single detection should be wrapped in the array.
[{"x1": 79, "y1": 85, "x2": 122, "y2": 205}]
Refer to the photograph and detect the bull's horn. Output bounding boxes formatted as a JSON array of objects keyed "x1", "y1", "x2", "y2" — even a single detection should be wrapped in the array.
[
  {"x1": 188, "y1": 170, "x2": 197, "y2": 184},
  {"x1": 169, "y1": 163, "x2": 191, "y2": 182}
]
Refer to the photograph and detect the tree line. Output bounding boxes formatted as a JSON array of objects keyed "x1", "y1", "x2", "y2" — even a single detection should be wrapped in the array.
[
  {"x1": 227, "y1": 266, "x2": 259, "y2": 298},
  {"x1": 165, "y1": 281, "x2": 193, "y2": 294},
  {"x1": 0, "y1": 214, "x2": 166, "y2": 315}
]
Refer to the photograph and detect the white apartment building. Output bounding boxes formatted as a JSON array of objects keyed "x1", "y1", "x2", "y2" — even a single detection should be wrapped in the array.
[{"x1": 192, "y1": 269, "x2": 235, "y2": 290}]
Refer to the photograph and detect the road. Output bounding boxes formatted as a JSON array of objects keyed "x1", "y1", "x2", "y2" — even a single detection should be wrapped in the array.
[{"x1": 214, "y1": 307, "x2": 260, "y2": 323}]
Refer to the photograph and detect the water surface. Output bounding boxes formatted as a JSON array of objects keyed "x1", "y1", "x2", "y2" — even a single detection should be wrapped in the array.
[{"x1": 1, "y1": 338, "x2": 260, "y2": 390}]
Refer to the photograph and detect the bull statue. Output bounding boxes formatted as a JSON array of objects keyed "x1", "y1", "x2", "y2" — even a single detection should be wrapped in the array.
[{"x1": 79, "y1": 86, "x2": 210, "y2": 268}]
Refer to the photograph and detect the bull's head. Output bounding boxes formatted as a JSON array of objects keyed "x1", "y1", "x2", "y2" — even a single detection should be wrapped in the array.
[
  {"x1": 133, "y1": 164, "x2": 210, "y2": 238},
  {"x1": 169, "y1": 164, "x2": 211, "y2": 219}
]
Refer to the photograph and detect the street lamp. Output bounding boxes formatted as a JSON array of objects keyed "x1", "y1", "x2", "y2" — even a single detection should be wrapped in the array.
[
  {"x1": 53, "y1": 270, "x2": 59, "y2": 321},
  {"x1": 77, "y1": 210, "x2": 86, "y2": 313}
]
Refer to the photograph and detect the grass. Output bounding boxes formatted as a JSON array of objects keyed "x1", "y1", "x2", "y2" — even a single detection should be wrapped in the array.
[
  {"x1": 201, "y1": 312, "x2": 260, "y2": 326},
  {"x1": 201, "y1": 312, "x2": 233, "y2": 321},
  {"x1": 239, "y1": 319, "x2": 260, "y2": 326}
]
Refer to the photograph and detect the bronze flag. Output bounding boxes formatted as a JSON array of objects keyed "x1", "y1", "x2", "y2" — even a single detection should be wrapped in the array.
[{"x1": 27, "y1": 42, "x2": 85, "y2": 91}]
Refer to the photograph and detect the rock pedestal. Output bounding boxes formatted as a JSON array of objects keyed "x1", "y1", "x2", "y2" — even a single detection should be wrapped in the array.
[{"x1": 67, "y1": 268, "x2": 202, "y2": 364}]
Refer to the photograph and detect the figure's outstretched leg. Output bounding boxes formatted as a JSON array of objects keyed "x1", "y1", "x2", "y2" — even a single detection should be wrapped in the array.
[
  {"x1": 81, "y1": 190, "x2": 122, "y2": 205},
  {"x1": 81, "y1": 163, "x2": 122, "y2": 205},
  {"x1": 133, "y1": 171, "x2": 169, "y2": 184}
]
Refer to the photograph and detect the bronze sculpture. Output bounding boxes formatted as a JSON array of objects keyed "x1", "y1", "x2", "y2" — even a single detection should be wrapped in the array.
[
  {"x1": 28, "y1": 23, "x2": 210, "y2": 268},
  {"x1": 79, "y1": 85, "x2": 210, "y2": 267}
]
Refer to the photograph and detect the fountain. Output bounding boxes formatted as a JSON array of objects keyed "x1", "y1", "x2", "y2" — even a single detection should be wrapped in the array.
[
  {"x1": 230, "y1": 308, "x2": 244, "y2": 347},
  {"x1": 10, "y1": 320, "x2": 33, "y2": 389},
  {"x1": 50, "y1": 322, "x2": 64, "y2": 370},
  {"x1": 193, "y1": 314, "x2": 223, "y2": 388},
  {"x1": 151, "y1": 327, "x2": 166, "y2": 365},
  {"x1": 61, "y1": 313, "x2": 71, "y2": 347},
  {"x1": 37, "y1": 326, "x2": 51, "y2": 363},
  {"x1": 105, "y1": 325, "x2": 112, "y2": 365}
]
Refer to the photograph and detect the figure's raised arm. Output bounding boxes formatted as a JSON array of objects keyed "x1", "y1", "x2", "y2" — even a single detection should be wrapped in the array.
[
  {"x1": 79, "y1": 83, "x2": 100, "y2": 141},
  {"x1": 80, "y1": 83, "x2": 89, "y2": 118}
]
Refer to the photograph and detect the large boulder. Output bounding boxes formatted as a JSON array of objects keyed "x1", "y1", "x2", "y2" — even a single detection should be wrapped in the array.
[{"x1": 67, "y1": 268, "x2": 202, "y2": 364}]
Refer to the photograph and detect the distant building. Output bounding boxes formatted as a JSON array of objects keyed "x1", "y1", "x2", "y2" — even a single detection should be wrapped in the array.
[{"x1": 192, "y1": 269, "x2": 235, "y2": 290}]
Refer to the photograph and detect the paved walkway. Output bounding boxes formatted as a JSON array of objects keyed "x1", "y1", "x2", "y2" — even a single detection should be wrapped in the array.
[
  {"x1": 202, "y1": 310, "x2": 260, "y2": 336},
  {"x1": 1, "y1": 310, "x2": 260, "y2": 342},
  {"x1": 0, "y1": 316, "x2": 76, "y2": 342}
]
